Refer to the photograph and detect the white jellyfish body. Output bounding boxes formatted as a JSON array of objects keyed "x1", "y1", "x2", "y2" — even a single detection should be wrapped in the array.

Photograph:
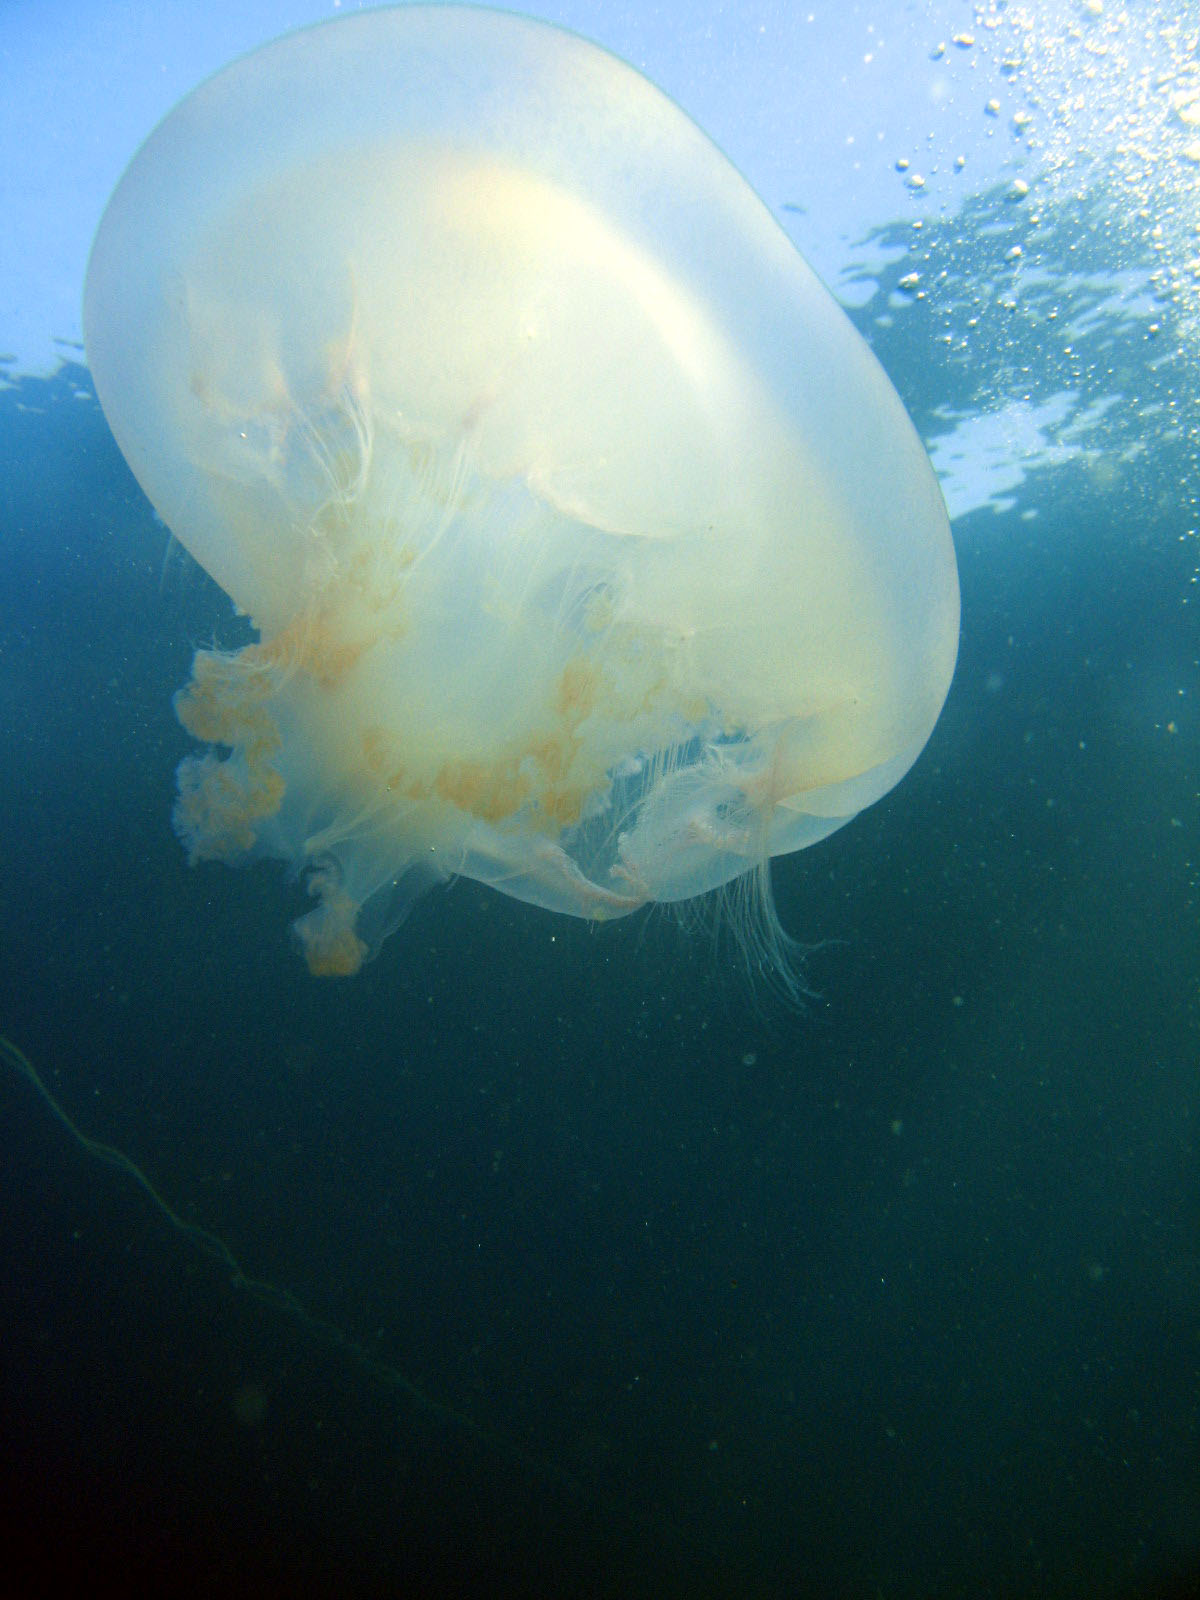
[{"x1": 84, "y1": 4, "x2": 959, "y2": 976}]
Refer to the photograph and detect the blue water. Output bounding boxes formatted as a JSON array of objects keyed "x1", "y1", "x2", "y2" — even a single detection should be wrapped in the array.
[{"x1": 2, "y1": 64, "x2": 1198, "y2": 1600}]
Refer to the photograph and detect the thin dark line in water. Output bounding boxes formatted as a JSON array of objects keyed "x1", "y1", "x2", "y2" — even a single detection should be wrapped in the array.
[{"x1": 0, "y1": 1030, "x2": 698, "y2": 1556}]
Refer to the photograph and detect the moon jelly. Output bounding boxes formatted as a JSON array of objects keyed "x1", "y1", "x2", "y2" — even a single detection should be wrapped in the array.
[{"x1": 84, "y1": 4, "x2": 959, "y2": 978}]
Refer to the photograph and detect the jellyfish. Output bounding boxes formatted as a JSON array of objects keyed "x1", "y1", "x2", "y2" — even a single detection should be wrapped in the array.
[{"x1": 83, "y1": 5, "x2": 959, "y2": 979}]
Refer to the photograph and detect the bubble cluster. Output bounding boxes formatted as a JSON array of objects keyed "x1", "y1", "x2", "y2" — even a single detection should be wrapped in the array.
[{"x1": 852, "y1": 1, "x2": 1198, "y2": 519}]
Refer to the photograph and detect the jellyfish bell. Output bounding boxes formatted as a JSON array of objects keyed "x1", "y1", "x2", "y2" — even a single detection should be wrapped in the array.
[{"x1": 84, "y1": 4, "x2": 959, "y2": 982}]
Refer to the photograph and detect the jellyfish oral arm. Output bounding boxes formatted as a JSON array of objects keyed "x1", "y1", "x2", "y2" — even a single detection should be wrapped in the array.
[{"x1": 458, "y1": 834, "x2": 647, "y2": 923}]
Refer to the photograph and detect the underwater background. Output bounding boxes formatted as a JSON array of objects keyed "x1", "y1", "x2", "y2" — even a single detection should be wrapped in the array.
[{"x1": 1, "y1": 3, "x2": 1197, "y2": 1597}]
